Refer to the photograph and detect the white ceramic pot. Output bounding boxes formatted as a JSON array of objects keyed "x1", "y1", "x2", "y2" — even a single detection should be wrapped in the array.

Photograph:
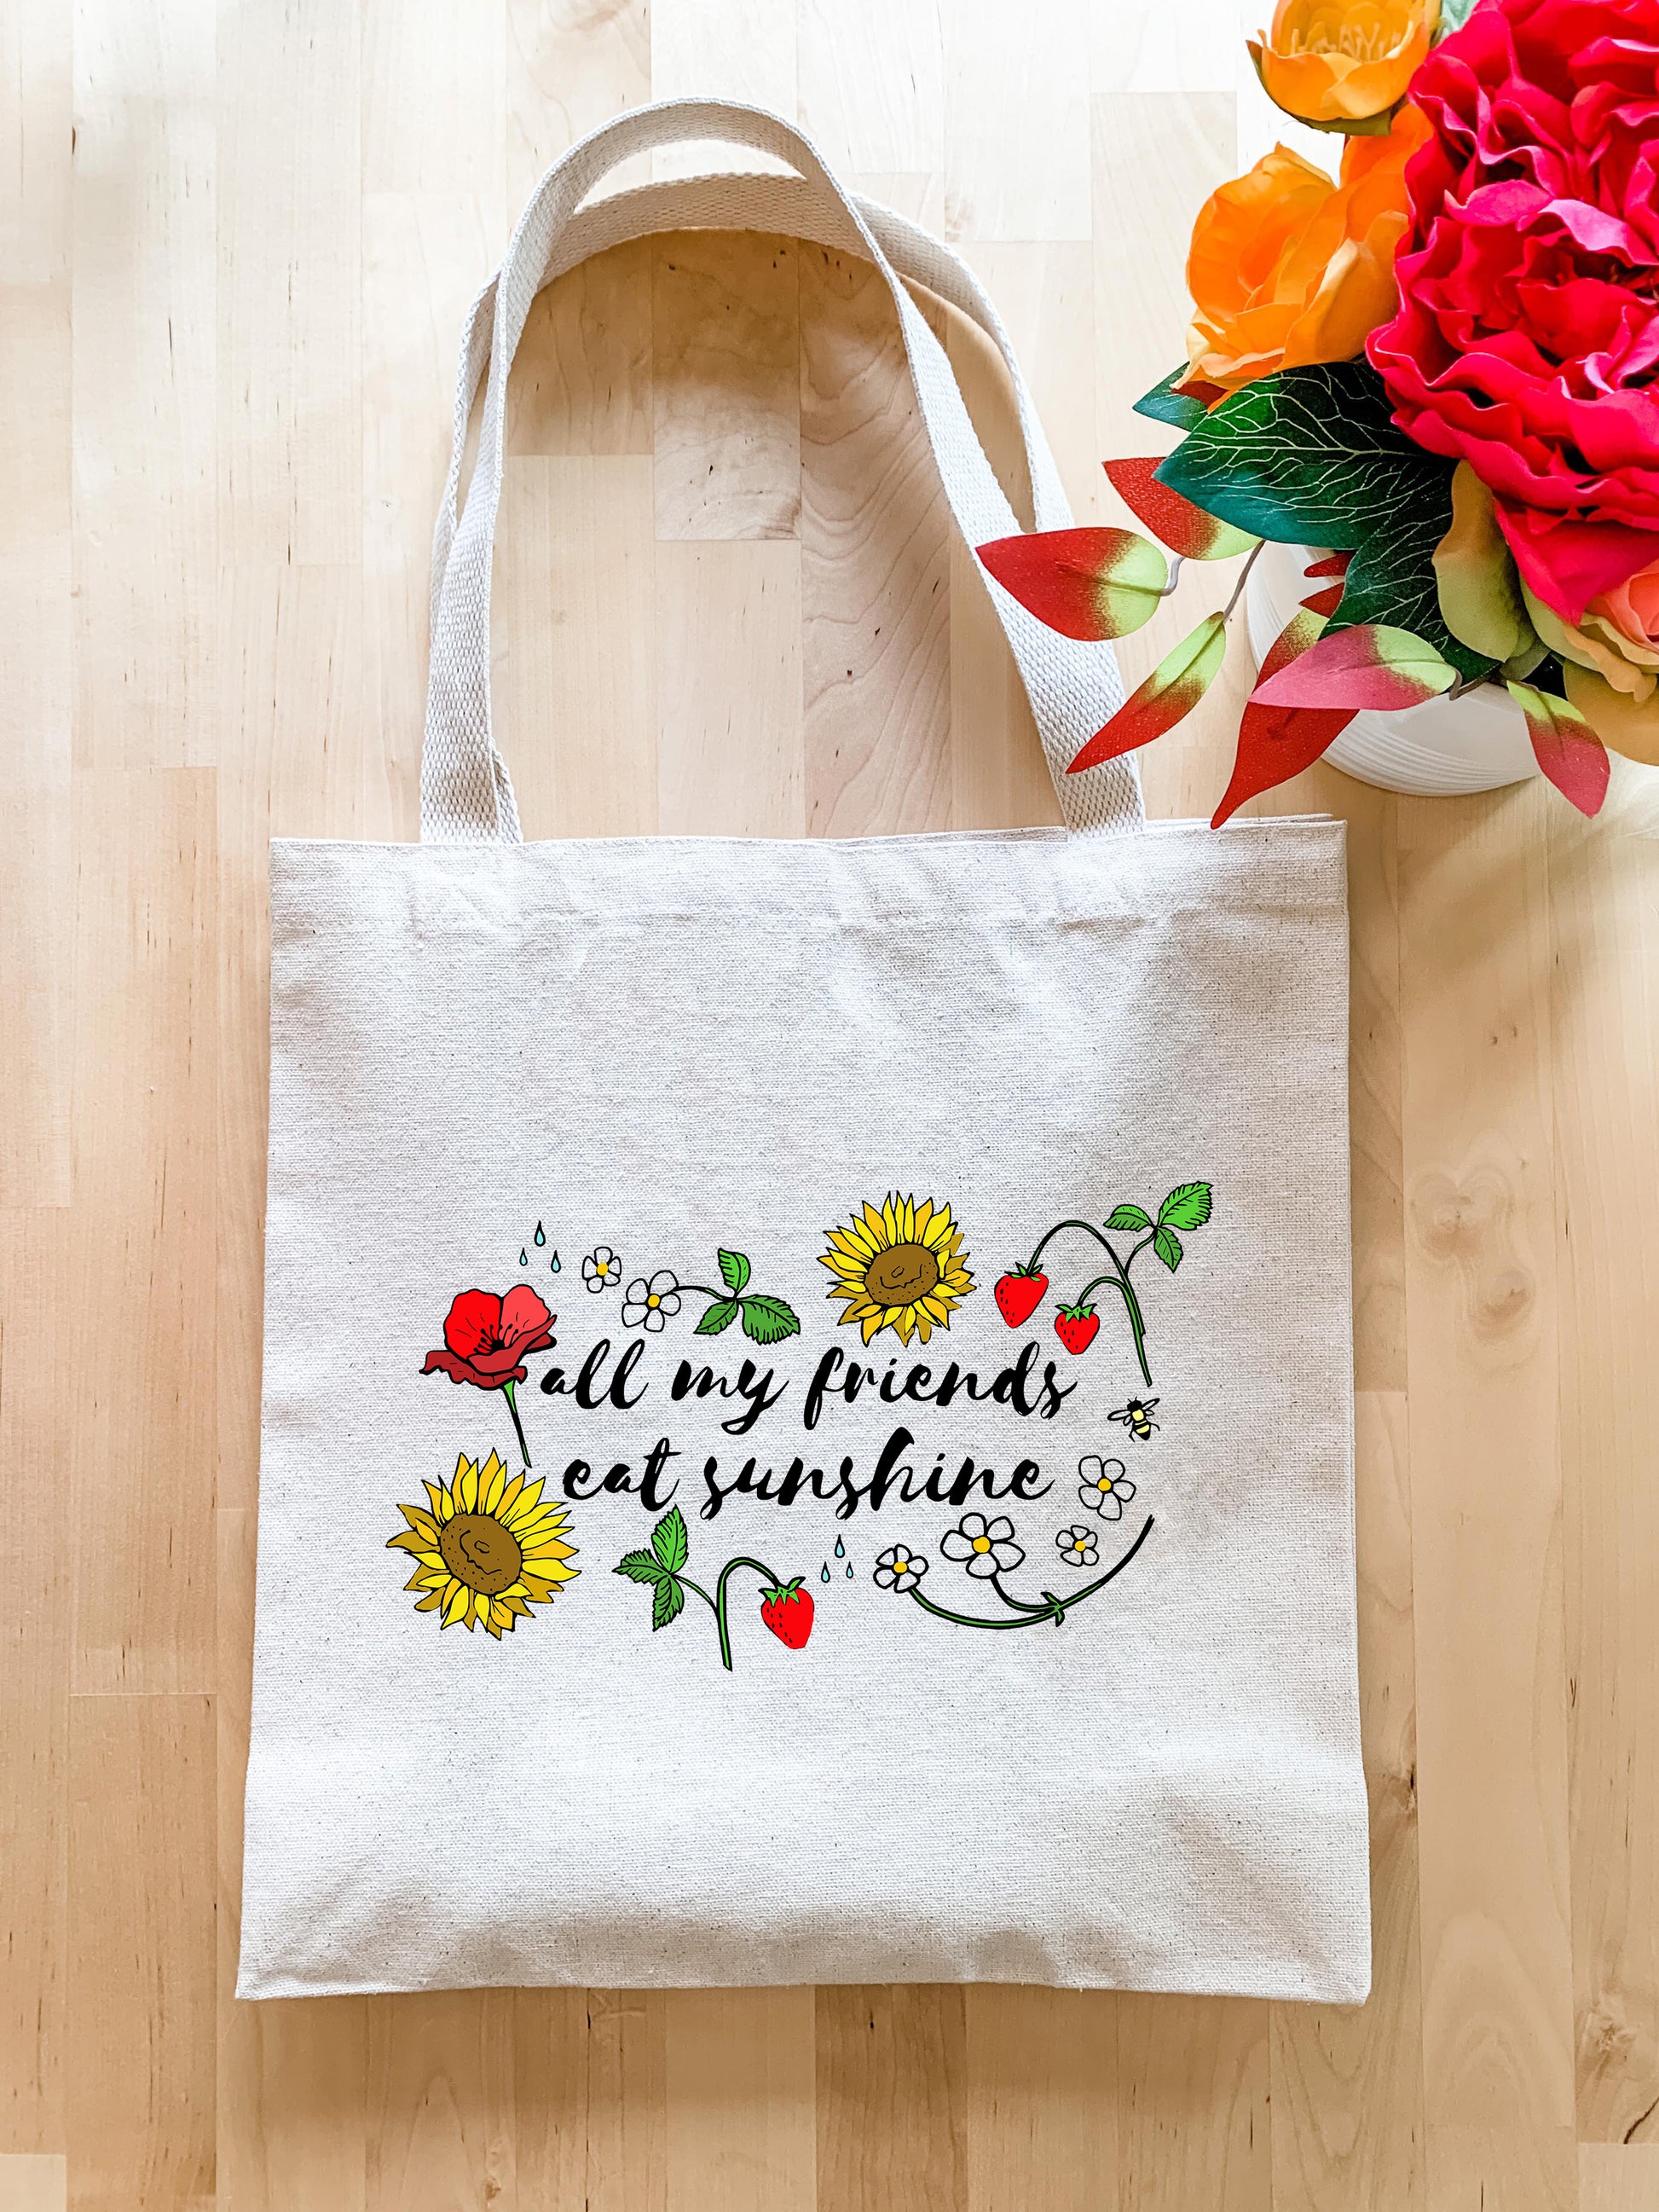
[{"x1": 1245, "y1": 537, "x2": 1538, "y2": 796}]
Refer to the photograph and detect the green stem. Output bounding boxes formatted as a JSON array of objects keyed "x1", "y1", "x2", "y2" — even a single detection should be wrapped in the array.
[
  {"x1": 500, "y1": 1378, "x2": 531, "y2": 1468},
  {"x1": 1025, "y1": 1218, "x2": 1115, "y2": 1274},
  {"x1": 990, "y1": 1572, "x2": 1053, "y2": 1617},
  {"x1": 712, "y1": 1555, "x2": 782, "y2": 1671},
  {"x1": 907, "y1": 1518, "x2": 1154, "y2": 1631},
  {"x1": 1073, "y1": 1238, "x2": 1153, "y2": 1387}
]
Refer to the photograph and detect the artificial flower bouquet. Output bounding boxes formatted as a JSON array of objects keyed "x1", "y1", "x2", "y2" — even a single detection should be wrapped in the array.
[{"x1": 981, "y1": 0, "x2": 1659, "y2": 821}]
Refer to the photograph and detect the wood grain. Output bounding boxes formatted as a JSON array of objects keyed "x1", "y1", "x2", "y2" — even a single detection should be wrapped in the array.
[{"x1": 5, "y1": 4, "x2": 1657, "y2": 2206}]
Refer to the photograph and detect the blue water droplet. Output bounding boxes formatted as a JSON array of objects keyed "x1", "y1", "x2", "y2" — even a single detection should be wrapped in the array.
[
  {"x1": 820, "y1": 1561, "x2": 830, "y2": 1583},
  {"x1": 519, "y1": 1248, "x2": 528, "y2": 1265},
  {"x1": 845, "y1": 1563, "x2": 854, "y2": 1578},
  {"x1": 534, "y1": 1221, "x2": 546, "y2": 1246},
  {"x1": 834, "y1": 1537, "x2": 846, "y2": 1558},
  {"x1": 549, "y1": 1250, "x2": 561, "y2": 1272}
]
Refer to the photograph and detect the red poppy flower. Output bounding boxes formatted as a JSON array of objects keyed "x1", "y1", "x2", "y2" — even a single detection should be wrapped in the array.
[
  {"x1": 422, "y1": 1286, "x2": 556, "y2": 1387},
  {"x1": 421, "y1": 1286, "x2": 554, "y2": 1465}
]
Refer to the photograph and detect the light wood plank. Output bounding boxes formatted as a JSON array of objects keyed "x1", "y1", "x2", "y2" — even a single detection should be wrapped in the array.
[
  {"x1": 799, "y1": 241, "x2": 951, "y2": 836},
  {"x1": 816, "y1": 1987, "x2": 967, "y2": 2212},
  {"x1": 1399, "y1": 789, "x2": 1578, "y2": 2197},
  {"x1": 664, "y1": 1990, "x2": 815, "y2": 2212},
  {"x1": 1115, "y1": 1995, "x2": 1271, "y2": 2211},
  {"x1": 0, "y1": 2158, "x2": 67, "y2": 2212},
  {"x1": 652, "y1": 231, "x2": 802, "y2": 542},
  {"x1": 965, "y1": 1988, "x2": 1118, "y2": 2212},
  {"x1": 65, "y1": 1695, "x2": 216, "y2": 2212}
]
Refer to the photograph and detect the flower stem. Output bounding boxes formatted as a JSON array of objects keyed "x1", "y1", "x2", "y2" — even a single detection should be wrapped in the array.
[
  {"x1": 1221, "y1": 538, "x2": 1264, "y2": 622},
  {"x1": 500, "y1": 1378, "x2": 531, "y2": 1468},
  {"x1": 1074, "y1": 1236, "x2": 1153, "y2": 1387},
  {"x1": 712, "y1": 1555, "x2": 782, "y2": 1671},
  {"x1": 907, "y1": 1518, "x2": 1153, "y2": 1630},
  {"x1": 1025, "y1": 1218, "x2": 1115, "y2": 1274}
]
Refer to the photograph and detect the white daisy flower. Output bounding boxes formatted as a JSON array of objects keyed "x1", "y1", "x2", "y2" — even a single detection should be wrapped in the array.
[
  {"x1": 622, "y1": 1270, "x2": 682, "y2": 1331},
  {"x1": 873, "y1": 1543, "x2": 928, "y2": 1592},
  {"x1": 939, "y1": 1510, "x2": 1025, "y2": 1578},
  {"x1": 1078, "y1": 1455, "x2": 1135, "y2": 1520},
  {"x1": 582, "y1": 1245, "x2": 621, "y2": 1291},
  {"x1": 1055, "y1": 1524, "x2": 1099, "y2": 1567}
]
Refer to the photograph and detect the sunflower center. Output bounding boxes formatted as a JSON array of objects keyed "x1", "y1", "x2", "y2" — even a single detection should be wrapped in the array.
[
  {"x1": 439, "y1": 1512, "x2": 523, "y2": 1595},
  {"x1": 865, "y1": 1242, "x2": 940, "y2": 1304}
]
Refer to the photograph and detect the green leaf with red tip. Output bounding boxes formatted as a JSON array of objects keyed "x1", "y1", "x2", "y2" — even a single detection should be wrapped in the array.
[
  {"x1": 1300, "y1": 584, "x2": 1345, "y2": 617},
  {"x1": 977, "y1": 526, "x2": 1166, "y2": 642},
  {"x1": 1303, "y1": 553, "x2": 1351, "y2": 580},
  {"x1": 1066, "y1": 612, "x2": 1229, "y2": 773},
  {"x1": 1506, "y1": 681, "x2": 1610, "y2": 816},
  {"x1": 1250, "y1": 622, "x2": 1459, "y2": 712},
  {"x1": 1102, "y1": 458, "x2": 1259, "y2": 561},
  {"x1": 1211, "y1": 608, "x2": 1356, "y2": 825},
  {"x1": 1433, "y1": 461, "x2": 1536, "y2": 663},
  {"x1": 1132, "y1": 363, "x2": 1224, "y2": 431}
]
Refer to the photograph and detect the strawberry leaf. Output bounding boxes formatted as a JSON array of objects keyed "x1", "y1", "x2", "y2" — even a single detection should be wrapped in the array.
[
  {"x1": 1213, "y1": 606, "x2": 1356, "y2": 822},
  {"x1": 1506, "y1": 680, "x2": 1610, "y2": 816},
  {"x1": 1159, "y1": 1181, "x2": 1213, "y2": 1230},
  {"x1": 1105, "y1": 1203, "x2": 1152, "y2": 1231},
  {"x1": 1103, "y1": 458, "x2": 1259, "y2": 560},
  {"x1": 977, "y1": 526, "x2": 1166, "y2": 642},
  {"x1": 717, "y1": 1248, "x2": 751, "y2": 1294},
  {"x1": 651, "y1": 1506, "x2": 690, "y2": 1575},
  {"x1": 1153, "y1": 1226, "x2": 1183, "y2": 1272},
  {"x1": 651, "y1": 1574, "x2": 686, "y2": 1631},
  {"x1": 1250, "y1": 622, "x2": 1459, "y2": 711},
  {"x1": 695, "y1": 1299, "x2": 740, "y2": 1335},
  {"x1": 615, "y1": 1549, "x2": 666, "y2": 1585},
  {"x1": 739, "y1": 1294, "x2": 801, "y2": 1345},
  {"x1": 1066, "y1": 611, "x2": 1229, "y2": 773}
]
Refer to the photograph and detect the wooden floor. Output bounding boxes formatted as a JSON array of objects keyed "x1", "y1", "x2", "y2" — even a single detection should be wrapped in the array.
[{"x1": 4, "y1": 3, "x2": 1658, "y2": 2207}]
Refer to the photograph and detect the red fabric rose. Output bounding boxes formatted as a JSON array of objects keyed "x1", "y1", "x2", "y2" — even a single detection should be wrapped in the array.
[
  {"x1": 421, "y1": 1286, "x2": 556, "y2": 1388},
  {"x1": 1367, "y1": 0, "x2": 1659, "y2": 622}
]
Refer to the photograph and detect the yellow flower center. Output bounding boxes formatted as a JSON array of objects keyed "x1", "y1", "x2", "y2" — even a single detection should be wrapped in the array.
[
  {"x1": 892, "y1": 1552, "x2": 909, "y2": 1571},
  {"x1": 1096, "y1": 1476, "x2": 1114, "y2": 1494},
  {"x1": 972, "y1": 1534, "x2": 992, "y2": 1553},
  {"x1": 647, "y1": 1293, "x2": 659, "y2": 1307}
]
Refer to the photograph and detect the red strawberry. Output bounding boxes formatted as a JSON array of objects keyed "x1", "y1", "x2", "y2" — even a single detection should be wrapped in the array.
[
  {"x1": 759, "y1": 1579, "x2": 814, "y2": 1650},
  {"x1": 1054, "y1": 1303, "x2": 1100, "y2": 1355},
  {"x1": 994, "y1": 1268, "x2": 1049, "y2": 1328}
]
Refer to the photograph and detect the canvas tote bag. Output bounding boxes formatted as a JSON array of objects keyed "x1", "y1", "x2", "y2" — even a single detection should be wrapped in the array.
[{"x1": 238, "y1": 99, "x2": 1370, "y2": 2002}]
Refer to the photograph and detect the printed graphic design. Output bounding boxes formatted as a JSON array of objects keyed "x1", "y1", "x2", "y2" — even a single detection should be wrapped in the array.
[
  {"x1": 421, "y1": 1286, "x2": 556, "y2": 1465},
  {"x1": 873, "y1": 1511, "x2": 1154, "y2": 1631},
  {"x1": 386, "y1": 1450, "x2": 579, "y2": 1636},
  {"x1": 615, "y1": 1506, "x2": 813, "y2": 1671},
  {"x1": 994, "y1": 1181, "x2": 1214, "y2": 1383},
  {"x1": 672, "y1": 1248, "x2": 802, "y2": 1344},
  {"x1": 1078, "y1": 1456, "x2": 1136, "y2": 1519},
  {"x1": 583, "y1": 1246, "x2": 622, "y2": 1291},
  {"x1": 1109, "y1": 1396, "x2": 1160, "y2": 1441},
  {"x1": 819, "y1": 1194, "x2": 975, "y2": 1346}
]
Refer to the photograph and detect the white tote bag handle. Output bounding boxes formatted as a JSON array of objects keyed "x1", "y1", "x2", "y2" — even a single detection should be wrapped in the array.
[{"x1": 422, "y1": 98, "x2": 1141, "y2": 844}]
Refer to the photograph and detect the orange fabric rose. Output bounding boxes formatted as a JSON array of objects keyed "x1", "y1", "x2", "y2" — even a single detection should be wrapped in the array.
[
  {"x1": 1184, "y1": 102, "x2": 1431, "y2": 396},
  {"x1": 1251, "y1": 0, "x2": 1438, "y2": 128}
]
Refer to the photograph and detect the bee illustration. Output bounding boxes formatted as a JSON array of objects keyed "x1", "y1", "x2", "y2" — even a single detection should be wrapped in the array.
[{"x1": 1108, "y1": 1396, "x2": 1159, "y2": 1442}]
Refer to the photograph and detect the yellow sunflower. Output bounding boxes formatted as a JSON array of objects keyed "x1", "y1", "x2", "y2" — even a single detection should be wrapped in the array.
[
  {"x1": 386, "y1": 1450, "x2": 578, "y2": 1638},
  {"x1": 818, "y1": 1192, "x2": 974, "y2": 1346}
]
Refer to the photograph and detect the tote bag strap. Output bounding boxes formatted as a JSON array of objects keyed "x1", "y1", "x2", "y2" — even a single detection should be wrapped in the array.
[{"x1": 423, "y1": 98, "x2": 1142, "y2": 844}]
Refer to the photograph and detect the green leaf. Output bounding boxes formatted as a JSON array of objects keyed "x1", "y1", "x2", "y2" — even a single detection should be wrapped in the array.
[
  {"x1": 695, "y1": 1299, "x2": 740, "y2": 1335},
  {"x1": 1105, "y1": 1203, "x2": 1152, "y2": 1232},
  {"x1": 1433, "y1": 461, "x2": 1536, "y2": 663},
  {"x1": 1153, "y1": 1225, "x2": 1183, "y2": 1272},
  {"x1": 1154, "y1": 362, "x2": 1496, "y2": 681},
  {"x1": 739, "y1": 1294, "x2": 802, "y2": 1346},
  {"x1": 651, "y1": 1506, "x2": 689, "y2": 1575},
  {"x1": 1133, "y1": 363, "x2": 1217, "y2": 432},
  {"x1": 717, "y1": 1248, "x2": 751, "y2": 1294},
  {"x1": 615, "y1": 1549, "x2": 665, "y2": 1585},
  {"x1": 651, "y1": 1574, "x2": 686, "y2": 1631},
  {"x1": 1159, "y1": 1181, "x2": 1213, "y2": 1230}
]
